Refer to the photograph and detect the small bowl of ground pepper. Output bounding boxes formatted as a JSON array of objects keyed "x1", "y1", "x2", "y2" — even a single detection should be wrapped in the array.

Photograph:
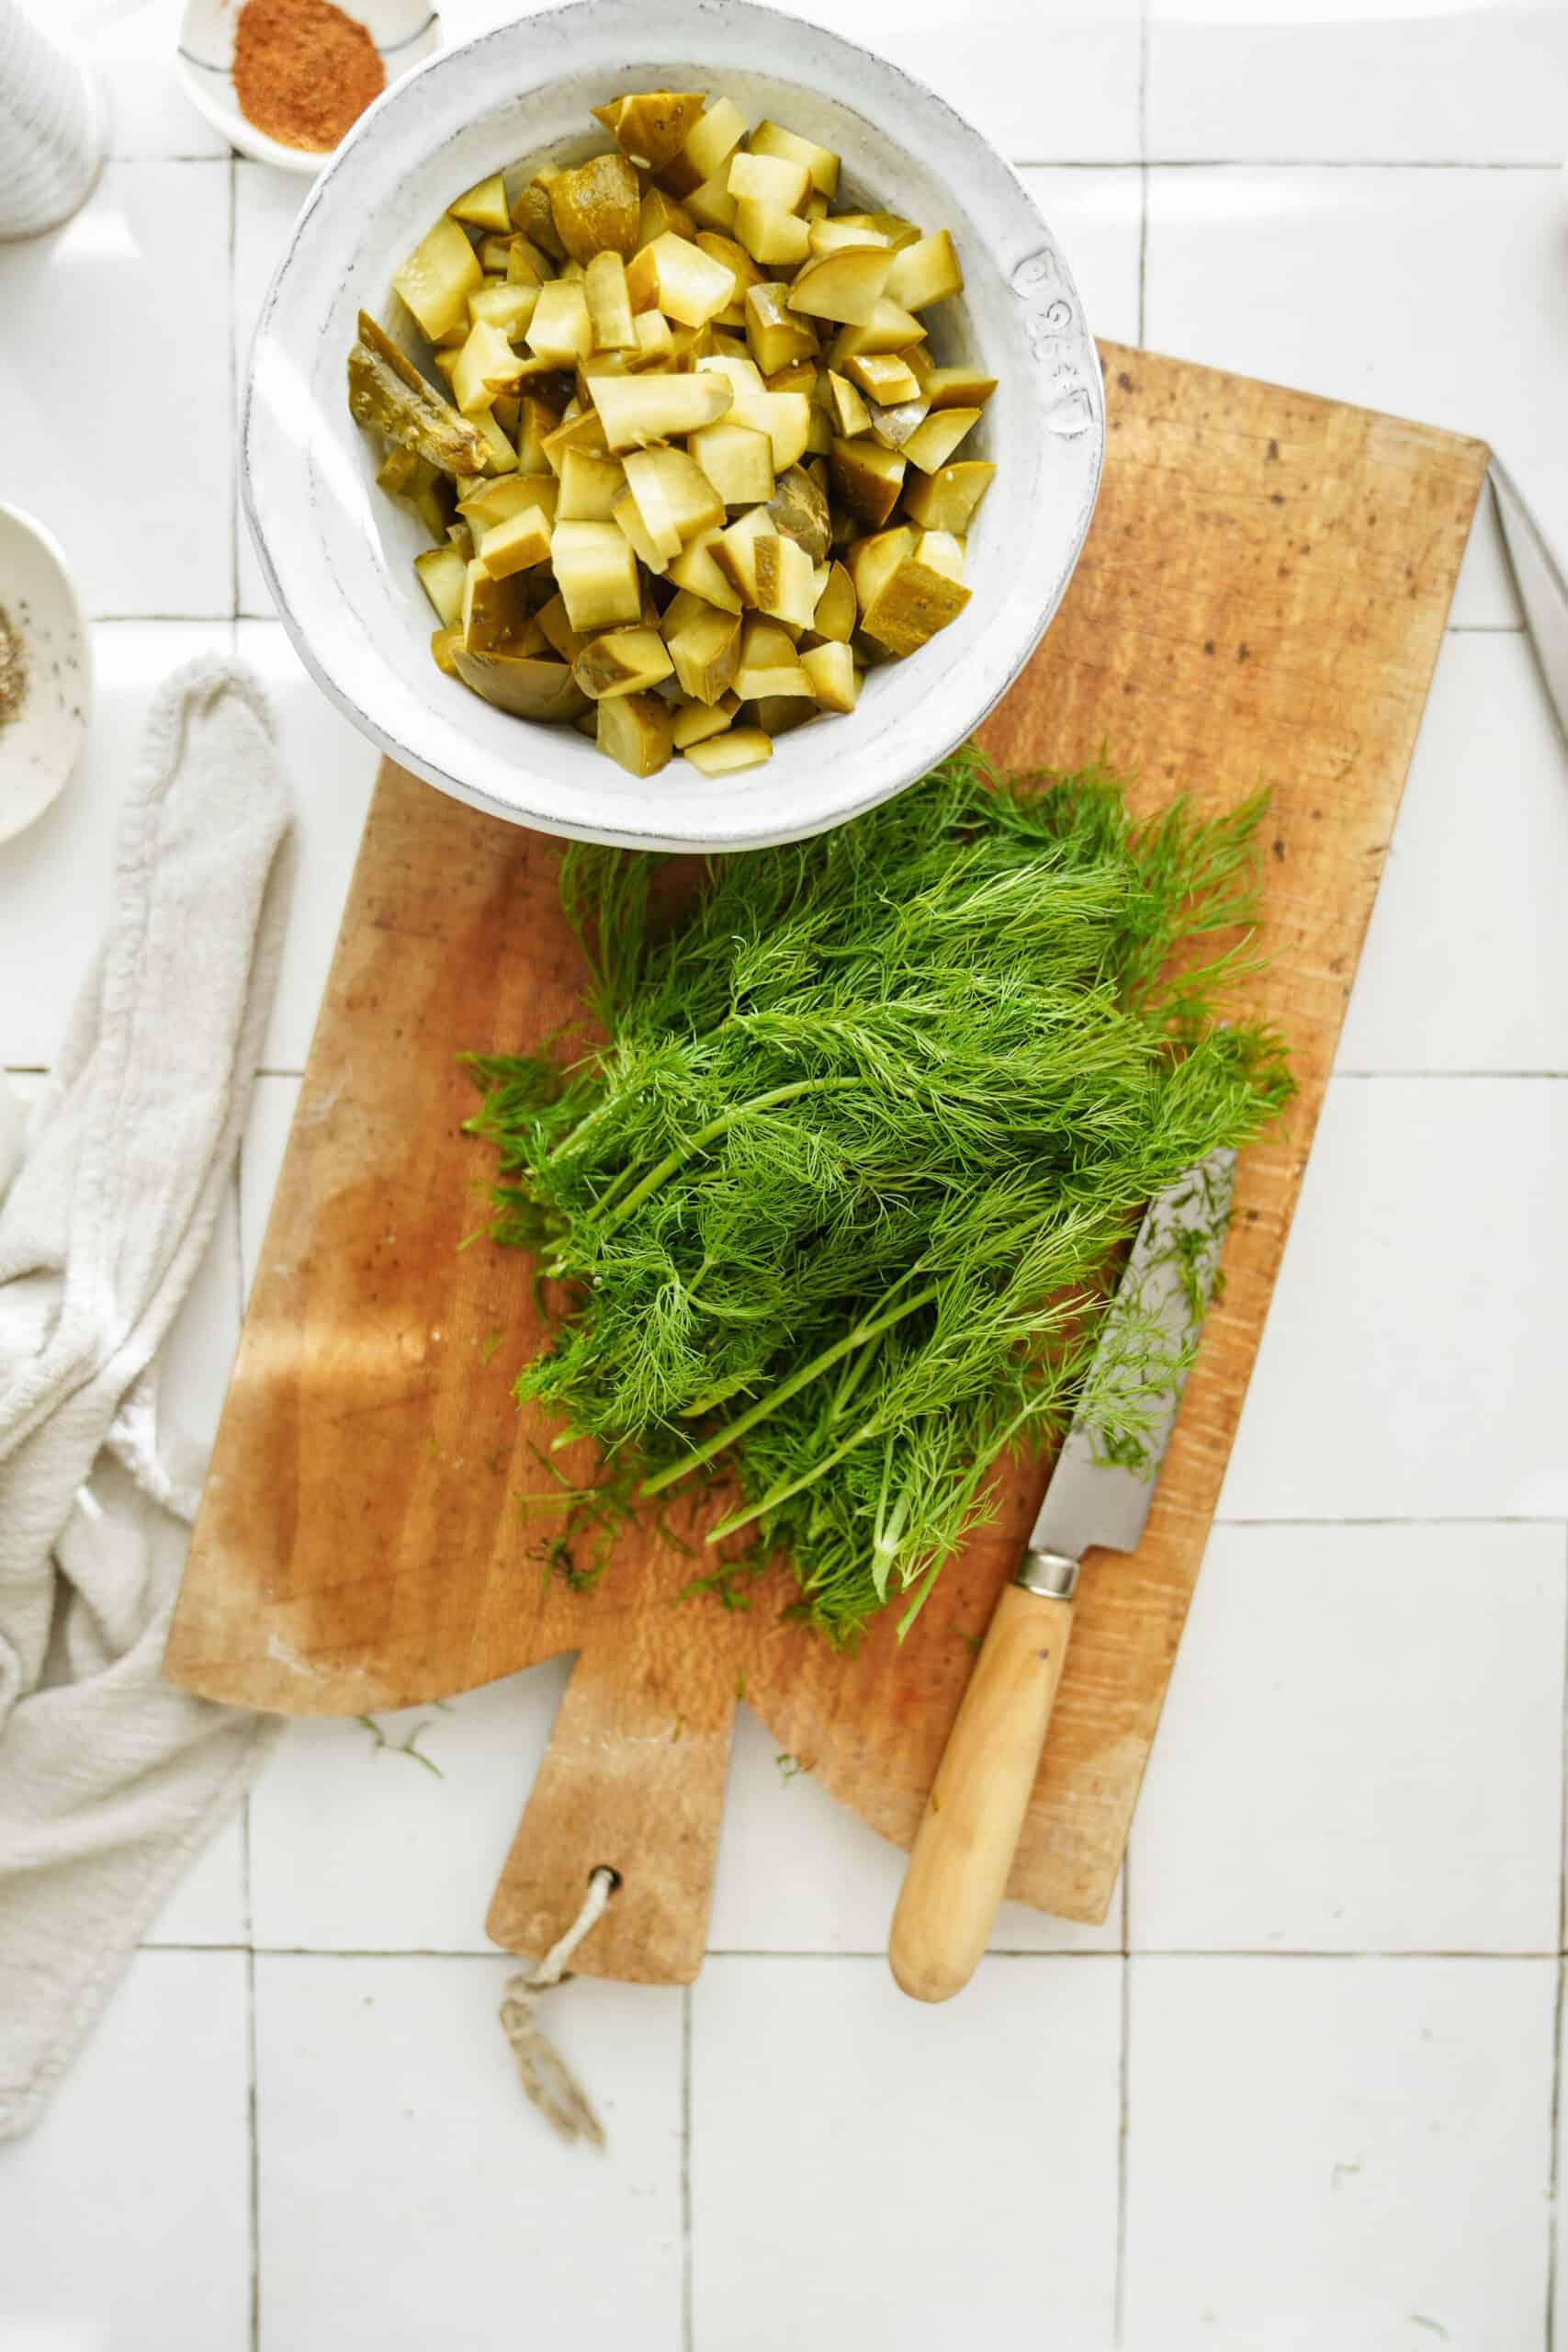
[{"x1": 177, "y1": 0, "x2": 438, "y2": 174}]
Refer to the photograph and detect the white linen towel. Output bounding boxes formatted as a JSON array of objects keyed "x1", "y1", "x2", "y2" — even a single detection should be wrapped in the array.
[{"x1": 0, "y1": 659, "x2": 292, "y2": 2140}]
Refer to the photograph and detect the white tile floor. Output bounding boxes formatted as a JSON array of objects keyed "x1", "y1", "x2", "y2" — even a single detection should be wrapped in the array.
[{"x1": 1, "y1": 3, "x2": 1567, "y2": 2345}]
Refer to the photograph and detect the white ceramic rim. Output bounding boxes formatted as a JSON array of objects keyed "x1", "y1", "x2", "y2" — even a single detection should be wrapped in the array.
[
  {"x1": 0, "y1": 500, "x2": 93, "y2": 847},
  {"x1": 175, "y1": 0, "x2": 441, "y2": 174},
  {"x1": 243, "y1": 0, "x2": 1105, "y2": 849}
]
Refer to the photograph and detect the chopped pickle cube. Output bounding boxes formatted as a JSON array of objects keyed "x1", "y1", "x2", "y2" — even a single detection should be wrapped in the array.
[
  {"x1": 448, "y1": 174, "x2": 512, "y2": 233},
  {"x1": 848, "y1": 525, "x2": 916, "y2": 622},
  {"x1": 671, "y1": 693, "x2": 739, "y2": 749},
  {"x1": 668, "y1": 605, "x2": 741, "y2": 703},
  {"x1": 915, "y1": 528, "x2": 965, "y2": 583},
  {"x1": 858, "y1": 548, "x2": 971, "y2": 655},
  {"x1": 752, "y1": 531, "x2": 818, "y2": 630},
  {"x1": 453, "y1": 647, "x2": 589, "y2": 721},
  {"x1": 697, "y1": 351, "x2": 766, "y2": 397},
  {"x1": 629, "y1": 311, "x2": 678, "y2": 368},
  {"x1": 393, "y1": 215, "x2": 483, "y2": 341},
  {"x1": 460, "y1": 558, "x2": 535, "y2": 651},
  {"x1": 470, "y1": 408, "x2": 519, "y2": 472},
  {"x1": 682, "y1": 171, "x2": 739, "y2": 235},
  {"x1": 453, "y1": 317, "x2": 525, "y2": 415},
  {"x1": 591, "y1": 370, "x2": 732, "y2": 450},
  {"x1": 765, "y1": 357, "x2": 818, "y2": 394},
  {"x1": 478, "y1": 503, "x2": 552, "y2": 578},
  {"x1": 825, "y1": 369, "x2": 872, "y2": 439},
  {"x1": 619, "y1": 449, "x2": 687, "y2": 561},
  {"x1": 811, "y1": 560, "x2": 856, "y2": 642},
  {"x1": 865, "y1": 394, "x2": 931, "y2": 452},
  {"x1": 347, "y1": 311, "x2": 487, "y2": 477},
  {"x1": 836, "y1": 209, "x2": 921, "y2": 251},
  {"x1": 458, "y1": 472, "x2": 558, "y2": 533},
  {"x1": 513, "y1": 395, "x2": 562, "y2": 473},
  {"x1": 808, "y1": 218, "x2": 890, "y2": 257},
  {"x1": 610, "y1": 485, "x2": 671, "y2": 575},
  {"x1": 899, "y1": 458, "x2": 996, "y2": 535},
  {"x1": 625, "y1": 231, "x2": 737, "y2": 327},
  {"x1": 734, "y1": 615, "x2": 810, "y2": 699},
  {"x1": 430, "y1": 624, "x2": 463, "y2": 676},
  {"x1": 413, "y1": 544, "x2": 468, "y2": 628},
  {"x1": 710, "y1": 506, "x2": 781, "y2": 605},
  {"x1": 750, "y1": 694, "x2": 817, "y2": 737},
  {"x1": 830, "y1": 435, "x2": 906, "y2": 528},
  {"x1": 885, "y1": 228, "x2": 964, "y2": 311},
  {"x1": 557, "y1": 447, "x2": 625, "y2": 521},
  {"x1": 666, "y1": 527, "x2": 744, "y2": 613},
  {"x1": 409, "y1": 467, "x2": 456, "y2": 542},
  {"x1": 902, "y1": 405, "x2": 982, "y2": 474},
  {"x1": 726, "y1": 387, "x2": 812, "y2": 471},
  {"x1": 733, "y1": 199, "x2": 810, "y2": 268},
  {"x1": 922, "y1": 366, "x2": 997, "y2": 411},
  {"x1": 690, "y1": 421, "x2": 775, "y2": 507},
  {"x1": 511, "y1": 177, "x2": 567, "y2": 262},
  {"x1": 743, "y1": 281, "x2": 817, "y2": 375},
  {"x1": 800, "y1": 639, "x2": 858, "y2": 712},
  {"x1": 551, "y1": 518, "x2": 643, "y2": 630},
  {"x1": 683, "y1": 726, "x2": 772, "y2": 776},
  {"x1": 548, "y1": 150, "x2": 641, "y2": 264},
  {"x1": 844, "y1": 350, "x2": 922, "y2": 405},
  {"x1": 506, "y1": 238, "x2": 552, "y2": 286},
  {"x1": 660, "y1": 95, "x2": 747, "y2": 197},
  {"x1": 468, "y1": 281, "x2": 540, "y2": 341},
  {"x1": 696, "y1": 230, "x2": 761, "y2": 311},
  {"x1": 765, "y1": 464, "x2": 831, "y2": 562},
  {"x1": 596, "y1": 689, "x2": 673, "y2": 776},
  {"x1": 636, "y1": 187, "x2": 697, "y2": 250},
  {"x1": 627, "y1": 446, "x2": 727, "y2": 542},
  {"x1": 786, "y1": 248, "x2": 891, "y2": 327},
  {"x1": 749, "y1": 119, "x2": 840, "y2": 197},
  {"x1": 832, "y1": 300, "x2": 928, "y2": 359},
  {"x1": 727, "y1": 150, "x2": 811, "y2": 213},
  {"x1": 595, "y1": 90, "x2": 706, "y2": 170},
  {"x1": 584, "y1": 250, "x2": 637, "y2": 350},
  {"x1": 573, "y1": 625, "x2": 675, "y2": 700},
  {"x1": 525, "y1": 280, "x2": 593, "y2": 365},
  {"x1": 542, "y1": 406, "x2": 609, "y2": 472},
  {"x1": 536, "y1": 592, "x2": 587, "y2": 663}
]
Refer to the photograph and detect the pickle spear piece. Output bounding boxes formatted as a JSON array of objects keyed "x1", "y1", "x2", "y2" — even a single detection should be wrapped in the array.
[
  {"x1": 549, "y1": 150, "x2": 641, "y2": 264},
  {"x1": 595, "y1": 91, "x2": 706, "y2": 171},
  {"x1": 348, "y1": 312, "x2": 487, "y2": 477},
  {"x1": 454, "y1": 647, "x2": 590, "y2": 721}
]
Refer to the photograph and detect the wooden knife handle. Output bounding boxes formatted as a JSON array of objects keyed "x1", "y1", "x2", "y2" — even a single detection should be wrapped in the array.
[{"x1": 888, "y1": 1576, "x2": 1076, "y2": 2002}]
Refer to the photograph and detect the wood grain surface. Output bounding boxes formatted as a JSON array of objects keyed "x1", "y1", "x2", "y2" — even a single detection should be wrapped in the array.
[{"x1": 164, "y1": 344, "x2": 1488, "y2": 1982}]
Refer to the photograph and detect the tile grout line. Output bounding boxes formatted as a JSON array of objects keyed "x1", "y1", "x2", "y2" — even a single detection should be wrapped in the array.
[
  {"x1": 1546, "y1": 1523, "x2": 1568, "y2": 2352},
  {"x1": 244, "y1": 1945, "x2": 261, "y2": 2352},
  {"x1": 1113, "y1": 1953, "x2": 1133, "y2": 2347},
  {"x1": 681, "y1": 1983, "x2": 694, "y2": 2352},
  {"x1": 138, "y1": 1941, "x2": 1568, "y2": 1961}
]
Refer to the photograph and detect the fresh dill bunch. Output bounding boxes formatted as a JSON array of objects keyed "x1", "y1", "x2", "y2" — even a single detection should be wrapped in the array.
[{"x1": 464, "y1": 751, "x2": 1293, "y2": 1642}]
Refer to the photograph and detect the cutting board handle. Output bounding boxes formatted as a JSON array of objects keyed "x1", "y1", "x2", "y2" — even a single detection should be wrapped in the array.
[{"x1": 888, "y1": 1575, "x2": 1076, "y2": 2002}]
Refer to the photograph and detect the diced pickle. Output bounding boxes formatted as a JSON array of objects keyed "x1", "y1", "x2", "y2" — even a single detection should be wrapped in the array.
[
  {"x1": 525, "y1": 281, "x2": 594, "y2": 365},
  {"x1": 728, "y1": 151, "x2": 811, "y2": 213},
  {"x1": 414, "y1": 544, "x2": 468, "y2": 627},
  {"x1": 637, "y1": 187, "x2": 697, "y2": 250},
  {"x1": 750, "y1": 693, "x2": 817, "y2": 738},
  {"x1": 899, "y1": 459, "x2": 996, "y2": 536},
  {"x1": 453, "y1": 317, "x2": 525, "y2": 415},
  {"x1": 453, "y1": 646, "x2": 590, "y2": 720},
  {"x1": 922, "y1": 366, "x2": 997, "y2": 412},
  {"x1": 557, "y1": 447, "x2": 626, "y2": 521},
  {"x1": 800, "y1": 639, "x2": 858, "y2": 712},
  {"x1": 857, "y1": 548, "x2": 971, "y2": 655},
  {"x1": 683, "y1": 726, "x2": 772, "y2": 775},
  {"x1": 430, "y1": 625, "x2": 463, "y2": 676},
  {"x1": 585, "y1": 251, "x2": 637, "y2": 350},
  {"x1": 765, "y1": 464, "x2": 830, "y2": 562},
  {"x1": 591, "y1": 371, "x2": 733, "y2": 450},
  {"x1": 573, "y1": 625, "x2": 675, "y2": 700},
  {"x1": 901, "y1": 405, "x2": 982, "y2": 474},
  {"x1": 660, "y1": 96, "x2": 747, "y2": 197},
  {"x1": 671, "y1": 692, "x2": 739, "y2": 749},
  {"x1": 785, "y1": 248, "x2": 890, "y2": 327},
  {"x1": 865, "y1": 396, "x2": 931, "y2": 452},
  {"x1": 478, "y1": 503, "x2": 553, "y2": 578},
  {"x1": 749, "y1": 119, "x2": 840, "y2": 197},
  {"x1": 668, "y1": 605, "x2": 742, "y2": 704},
  {"x1": 733, "y1": 200, "x2": 810, "y2": 268},
  {"x1": 666, "y1": 528, "x2": 744, "y2": 613},
  {"x1": 511, "y1": 176, "x2": 568, "y2": 262},
  {"x1": 810, "y1": 560, "x2": 856, "y2": 642},
  {"x1": 461, "y1": 559, "x2": 536, "y2": 651},
  {"x1": 393, "y1": 216, "x2": 483, "y2": 341},
  {"x1": 885, "y1": 229, "x2": 964, "y2": 311},
  {"x1": 743, "y1": 281, "x2": 817, "y2": 375},
  {"x1": 595, "y1": 90, "x2": 706, "y2": 170},
  {"x1": 377, "y1": 443, "x2": 420, "y2": 494},
  {"x1": 348, "y1": 312, "x2": 488, "y2": 477},
  {"x1": 690, "y1": 421, "x2": 775, "y2": 507},
  {"x1": 830, "y1": 436, "x2": 906, "y2": 529},
  {"x1": 825, "y1": 370, "x2": 872, "y2": 439},
  {"x1": 596, "y1": 690, "x2": 673, "y2": 775},
  {"x1": 844, "y1": 350, "x2": 922, "y2": 406},
  {"x1": 552, "y1": 518, "x2": 644, "y2": 629},
  {"x1": 449, "y1": 174, "x2": 512, "y2": 233}
]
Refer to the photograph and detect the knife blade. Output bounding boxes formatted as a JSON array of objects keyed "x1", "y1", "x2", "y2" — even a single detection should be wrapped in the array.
[
  {"x1": 889, "y1": 1148, "x2": 1237, "y2": 2002},
  {"x1": 1025, "y1": 1145, "x2": 1236, "y2": 1576},
  {"x1": 1491, "y1": 457, "x2": 1568, "y2": 750}
]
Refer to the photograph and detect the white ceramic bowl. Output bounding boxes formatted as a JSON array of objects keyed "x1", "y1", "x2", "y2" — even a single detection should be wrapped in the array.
[
  {"x1": 0, "y1": 503, "x2": 91, "y2": 849},
  {"x1": 177, "y1": 0, "x2": 439, "y2": 173},
  {"x1": 243, "y1": 0, "x2": 1104, "y2": 851}
]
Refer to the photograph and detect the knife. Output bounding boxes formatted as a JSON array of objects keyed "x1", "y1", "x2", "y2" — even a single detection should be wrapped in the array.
[
  {"x1": 1491, "y1": 457, "x2": 1568, "y2": 750},
  {"x1": 888, "y1": 1148, "x2": 1236, "y2": 2003}
]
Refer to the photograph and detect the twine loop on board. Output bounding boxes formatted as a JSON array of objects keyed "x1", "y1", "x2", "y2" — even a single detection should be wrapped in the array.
[{"x1": 499, "y1": 1866, "x2": 618, "y2": 2150}]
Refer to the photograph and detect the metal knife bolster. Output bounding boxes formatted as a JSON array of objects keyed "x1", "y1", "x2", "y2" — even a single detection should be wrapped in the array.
[{"x1": 1018, "y1": 1549, "x2": 1081, "y2": 1600}]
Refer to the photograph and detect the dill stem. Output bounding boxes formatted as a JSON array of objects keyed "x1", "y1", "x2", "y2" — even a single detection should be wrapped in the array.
[
  {"x1": 637, "y1": 1281, "x2": 940, "y2": 1499},
  {"x1": 707, "y1": 1411, "x2": 886, "y2": 1541},
  {"x1": 597, "y1": 1077, "x2": 858, "y2": 1236}
]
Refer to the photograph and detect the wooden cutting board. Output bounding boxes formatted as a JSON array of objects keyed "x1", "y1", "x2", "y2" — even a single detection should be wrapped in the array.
[{"x1": 165, "y1": 343, "x2": 1487, "y2": 1982}]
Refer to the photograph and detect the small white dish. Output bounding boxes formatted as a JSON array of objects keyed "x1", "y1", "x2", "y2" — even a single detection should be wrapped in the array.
[
  {"x1": 0, "y1": 503, "x2": 91, "y2": 849},
  {"x1": 176, "y1": 0, "x2": 440, "y2": 175},
  {"x1": 244, "y1": 0, "x2": 1105, "y2": 851}
]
